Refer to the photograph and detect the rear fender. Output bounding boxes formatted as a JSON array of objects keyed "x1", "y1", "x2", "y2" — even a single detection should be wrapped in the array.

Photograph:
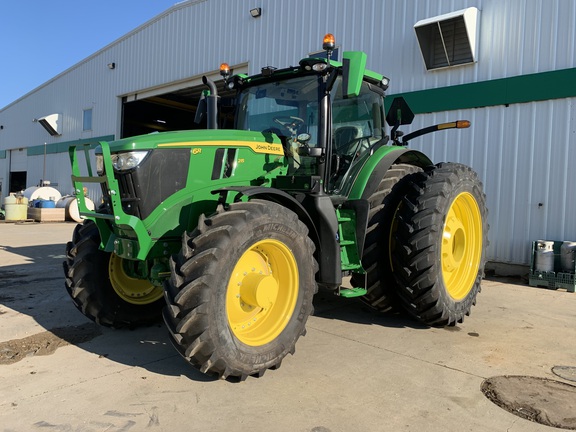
[{"x1": 348, "y1": 147, "x2": 432, "y2": 201}]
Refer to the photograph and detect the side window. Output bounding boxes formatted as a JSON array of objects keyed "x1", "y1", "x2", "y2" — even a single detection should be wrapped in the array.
[
  {"x1": 83, "y1": 108, "x2": 93, "y2": 131},
  {"x1": 329, "y1": 81, "x2": 386, "y2": 195},
  {"x1": 332, "y1": 82, "x2": 384, "y2": 155}
]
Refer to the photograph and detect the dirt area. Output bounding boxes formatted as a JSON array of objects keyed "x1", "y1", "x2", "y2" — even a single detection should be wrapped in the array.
[
  {"x1": 482, "y1": 375, "x2": 576, "y2": 430},
  {"x1": 0, "y1": 323, "x2": 102, "y2": 365}
]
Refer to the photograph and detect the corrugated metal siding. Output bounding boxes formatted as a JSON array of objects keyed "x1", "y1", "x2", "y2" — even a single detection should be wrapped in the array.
[
  {"x1": 407, "y1": 98, "x2": 576, "y2": 264},
  {"x1": 1, "y1": 0, "x2": 575, "y2": 265}
]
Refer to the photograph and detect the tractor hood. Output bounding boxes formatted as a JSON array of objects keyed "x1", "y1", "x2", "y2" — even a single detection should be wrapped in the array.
[{"x1": 103, "y1": 129, "x2": 284, "y2": 154}]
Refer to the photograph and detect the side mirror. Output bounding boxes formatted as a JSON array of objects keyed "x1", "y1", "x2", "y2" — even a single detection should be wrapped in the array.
[{"x1": 386, "y1": 97, "x2": 414, "y2": 127}]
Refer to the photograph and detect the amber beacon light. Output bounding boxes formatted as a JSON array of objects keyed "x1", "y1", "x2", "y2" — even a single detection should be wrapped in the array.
[{"x1": 323, "y1": 33, "x2": 335, "y2": 51}]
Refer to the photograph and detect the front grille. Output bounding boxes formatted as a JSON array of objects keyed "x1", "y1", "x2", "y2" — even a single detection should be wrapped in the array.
[{"x1": 102, "y1": 148, "x2": 191, "y2": 220}]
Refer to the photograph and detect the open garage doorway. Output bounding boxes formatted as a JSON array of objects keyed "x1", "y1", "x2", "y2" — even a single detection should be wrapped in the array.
[
  {"x1": 121, "y1": 67, "x2": 245, "y2": 139},
  {"x1": 9, "y1": 172, "x2": 26, "y2": 193},
  {"x1": 9, "y1": 148, "x2": 27, "y2": 193}
]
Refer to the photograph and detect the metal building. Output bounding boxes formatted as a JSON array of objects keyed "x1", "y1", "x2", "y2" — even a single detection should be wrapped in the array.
[{"x1": 0, "y1": 0, "x2": 574, "y2": 268}]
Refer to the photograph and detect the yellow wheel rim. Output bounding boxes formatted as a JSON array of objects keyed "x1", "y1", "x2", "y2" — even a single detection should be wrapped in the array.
[
  {"x1": 226, "y1": 239, "x2": 299, "y2": 346},
  {"x1": 109, "y1": 254, "x2": 164, "y2": 305},
  {"x1": 441, "y1": 192, "x2": 483, "y2": 301}
]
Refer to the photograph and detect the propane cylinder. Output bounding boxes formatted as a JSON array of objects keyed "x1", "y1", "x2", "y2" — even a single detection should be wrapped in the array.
[
  {"x1": 560, "y1": 241, "x2": 576, "y2": 273},
  {"x1": 56, "y1": 196, "x2": 95, "y2": 222},
  {"x1": 3, "y1": 193, "x2": 29, "y2": 221},
  {"x1": 534, "y1": 240, "x2": 555, "y2": 272}
]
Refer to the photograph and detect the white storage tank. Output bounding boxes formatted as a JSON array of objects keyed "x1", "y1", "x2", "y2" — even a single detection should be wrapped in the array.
[
  {"x1": 3, "y1": 193, "x2": 29, "y2": 221},
  {"x1": 56, "y1": 196, "x2": 95, "y2": 222},
  {"x1": 23, "y1": 186, "x2": 62, "y2": 203}
]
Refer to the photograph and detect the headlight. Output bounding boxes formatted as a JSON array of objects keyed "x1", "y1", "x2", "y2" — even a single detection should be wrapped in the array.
[{"x1": 111, "y1": 151, "x2": 149, "y2": 171}]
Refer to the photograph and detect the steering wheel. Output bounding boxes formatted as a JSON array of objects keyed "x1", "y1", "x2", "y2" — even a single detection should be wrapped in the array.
[{"x1": 273, "y1": 116, "x2": 305, "y2": 135}]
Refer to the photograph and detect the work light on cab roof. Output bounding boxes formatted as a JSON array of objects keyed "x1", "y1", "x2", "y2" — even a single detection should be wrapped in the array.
[
  {"x1": 323, "y1": 33, "x2": 336, "y2": 67},
  {"x1": 219, "y1": 62, "x2": 231, "y2": 87},
  {"x1": 322, "y1": 33, "x2": 335, "y2": 51}
]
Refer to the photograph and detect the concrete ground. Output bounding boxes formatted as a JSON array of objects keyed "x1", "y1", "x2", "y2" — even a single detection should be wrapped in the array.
[{"x1": 0, "y1": 222, "x2": 575, "y2": 432}]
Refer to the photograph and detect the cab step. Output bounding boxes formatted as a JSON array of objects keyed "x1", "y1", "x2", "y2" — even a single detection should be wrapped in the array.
[{"x1": 338, "y1": 287, "x2": 367, "y2": 298}]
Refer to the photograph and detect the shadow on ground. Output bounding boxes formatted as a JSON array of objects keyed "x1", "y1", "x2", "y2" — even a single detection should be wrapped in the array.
[
  {"x1": 1, "y1": 239, "x2": 518, "y2": 381},
  {"x1": 312, "y1": 291, "x2": 429, "y2": 330},
  {"x1": 0, "y1": 240, "x2": 214, "y2": 382}
]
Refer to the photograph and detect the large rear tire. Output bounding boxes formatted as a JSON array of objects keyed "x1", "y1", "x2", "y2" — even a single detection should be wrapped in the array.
[
  {"x1": 392, "y1": 163, "x2": 488, "y2": 326},
  {"x1": 63, "y1": 221, "x2": 164, "y2": 328},
  {"x1": 351, "y1": 163, "x2": 422, "y2": 312},
  {"x1": 163, "y1": 200, "x2": 317, "y2": 380}
]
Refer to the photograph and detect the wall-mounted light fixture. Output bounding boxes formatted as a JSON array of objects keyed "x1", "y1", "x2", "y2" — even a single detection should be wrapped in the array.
[
  {"x1": 250, "y1": 7, "x2": 262, "y2": 18},
  {"x1": 34, "y1": 114, "x2": 62, "y2": 136},
  {"x1": 107, "y1": 62, "x2": 116, "y2": 70}
]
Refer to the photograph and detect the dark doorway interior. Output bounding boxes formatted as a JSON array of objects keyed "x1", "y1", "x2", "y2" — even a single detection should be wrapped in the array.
[
  {"x1": 9, "y1": 171, "x2": 26, "y2": 193},
  {"x1": 121, "y1": 81, "x2": 235, "y2": 139}
]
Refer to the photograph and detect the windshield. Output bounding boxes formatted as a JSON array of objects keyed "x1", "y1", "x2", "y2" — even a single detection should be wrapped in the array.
[
  {"x1": 235, "y1": 71, "x2": 387, "y2": 195},
  {"x1": 236, "y1": 75, "x2": 321, "y2": 146}
]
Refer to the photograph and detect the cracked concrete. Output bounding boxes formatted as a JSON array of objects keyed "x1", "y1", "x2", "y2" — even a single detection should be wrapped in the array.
[{"x1": 1, "y1": 222, "x2": 575, "y2": 431}]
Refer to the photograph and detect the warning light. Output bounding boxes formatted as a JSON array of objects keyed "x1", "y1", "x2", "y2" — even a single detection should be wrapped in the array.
[
  {"x1": 220, "y1": 63, "x2": 230, "y2": 77},
  {"x1": 323, "y1": 34, "x2": 335, "y2": 51}
]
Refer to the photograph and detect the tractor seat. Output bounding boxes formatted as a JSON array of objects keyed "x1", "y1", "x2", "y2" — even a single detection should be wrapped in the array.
[{"x1": 334, "y1": 126, "x2": 360, "y2": 154}]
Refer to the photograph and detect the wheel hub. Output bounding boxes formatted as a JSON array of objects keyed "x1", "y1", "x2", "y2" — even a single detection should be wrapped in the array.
[
  {"x1": 442, "y1": 215, "x2": 466, "y2": 272},
  {"x1": 240, "y1": 273, "x2": 279, "y2": 309},
  {"x1": 441, "y1": 192, "x2": 483, "y2": 301},
  {"x1": 109, "y1": 254, "x2": 164, "y2": 305},
  {"x1": 226, "y1": 240, "x2": 298, "y2": 346}
]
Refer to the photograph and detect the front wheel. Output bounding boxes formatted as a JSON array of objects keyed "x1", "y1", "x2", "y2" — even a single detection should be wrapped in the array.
[
  {"x1": 63, "y1": 221, "x2": 165, "y2": 328},
  {"x1": 163, "y1": 200, "x2": 317, "y2": 380},
  {"x1": 392, "y1": 163, "x2": 489, "y2": 326}
]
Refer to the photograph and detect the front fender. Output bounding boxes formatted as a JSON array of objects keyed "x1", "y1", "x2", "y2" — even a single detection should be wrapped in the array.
[{"x1": 212, "y1": 186, "x2": 319, "y2": 247}]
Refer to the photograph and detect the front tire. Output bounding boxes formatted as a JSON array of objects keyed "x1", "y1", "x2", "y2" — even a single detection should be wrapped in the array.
[
  {"x1": 63, "y1": 221, "x2": 164, "y2": 328},
  {"x1": 392, "y1": 163, "x2": 488, "y2": 326},
  {"x1": 163, "y1": 200, "x2": 317, "y2": 380}
]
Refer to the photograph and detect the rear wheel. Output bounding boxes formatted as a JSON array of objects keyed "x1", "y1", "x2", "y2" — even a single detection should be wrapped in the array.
[
  {"x1": 163, "y1": 200, "x2": 317, "y2": 380},
  {"x1": 63, "y1": 221, "x2": 164, "y2": 328},
  {"x1": 392, "y1": 163, "x2": 488, "y2": 326},
  {"x1": 351, "y1": 163, "x2": 422, "y2": 312}
]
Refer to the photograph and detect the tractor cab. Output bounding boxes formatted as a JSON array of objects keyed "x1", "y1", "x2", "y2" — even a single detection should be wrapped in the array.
[
  {"x1": 235, "y1": 73, "x2": 386, "y2": 195},
  {"x1": 216, "y1": 35, "x2": 391, "y2": 199}
]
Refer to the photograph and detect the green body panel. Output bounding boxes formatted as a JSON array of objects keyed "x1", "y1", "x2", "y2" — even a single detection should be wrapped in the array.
[
  {"x1": 342, "y1": 51, "x2": 367, "y2": 97},
  {"x1": 70, "y1": 129, "x2": 288, "y2": 261},
  {"x1": 107, "y1": 129, "x2": 282, "y2": 151}
]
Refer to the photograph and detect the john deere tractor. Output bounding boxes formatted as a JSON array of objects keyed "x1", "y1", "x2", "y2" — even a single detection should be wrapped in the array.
[{"x1": 64, "y1": 35, "x2": 488, "y2": 380}]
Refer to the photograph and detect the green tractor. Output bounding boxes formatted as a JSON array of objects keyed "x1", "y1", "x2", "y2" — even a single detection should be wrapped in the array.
[{"x1": 64, "y1": 35, "x2": 488, "y2": 380}]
